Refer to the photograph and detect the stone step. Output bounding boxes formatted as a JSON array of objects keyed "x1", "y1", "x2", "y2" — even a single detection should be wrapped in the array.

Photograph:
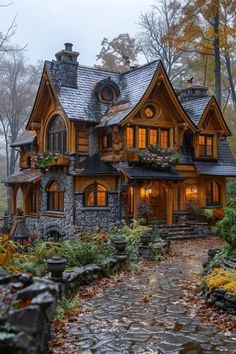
[{"x1": 166, "y1": 233, "x2": 209, "y2": 241}]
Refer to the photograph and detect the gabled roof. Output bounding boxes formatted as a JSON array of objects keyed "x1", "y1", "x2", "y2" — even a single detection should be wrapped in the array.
[
  {"x1": 46, "y1": 60, "x2": 159, "y2": 125},
  {"x1": 181, "y1": 96, "x2": 212, "y2": 126},
  {"x1": 11, "y1": 131, "x2": 36, "y2": 148},
  {"x1": 70, "y1": 155, "x2": 118, "y2": 176}
]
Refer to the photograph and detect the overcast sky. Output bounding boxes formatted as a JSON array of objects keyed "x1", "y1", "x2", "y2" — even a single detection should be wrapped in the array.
[{"x1": 0, "y1": 0, "x2": 154, "y2": 65}]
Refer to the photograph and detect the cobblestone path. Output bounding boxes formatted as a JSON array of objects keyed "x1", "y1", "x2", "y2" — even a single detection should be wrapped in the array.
[{"x1": 53, "y1": 238, "x2": 236, "y2": 354}]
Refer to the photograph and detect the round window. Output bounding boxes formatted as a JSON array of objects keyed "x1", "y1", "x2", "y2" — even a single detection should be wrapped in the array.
[
  {"x1": 144, "y1": 104, "x2": 156, "y2": 118},
  {"x1": 101, "y1": 86, "x2": 115, "y2": 102}
]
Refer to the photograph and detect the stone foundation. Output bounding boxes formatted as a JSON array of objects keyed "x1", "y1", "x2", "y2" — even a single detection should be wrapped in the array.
[{"x1": 75, "y1": 192, "x2": 120, "y2": 231}]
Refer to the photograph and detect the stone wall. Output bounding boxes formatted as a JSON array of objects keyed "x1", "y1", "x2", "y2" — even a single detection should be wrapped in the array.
[
  {"x1": 75, "y1": 192, "x2": 120, "y2": 231},
  {"x1": 0, "y1": 273, "x2": 58, "y2": 354}
]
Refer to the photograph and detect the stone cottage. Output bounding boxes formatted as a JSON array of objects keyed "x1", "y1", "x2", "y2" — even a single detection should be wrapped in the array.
[{"x1": 5, "y1": 43, "x2": 236, "y2": 239}]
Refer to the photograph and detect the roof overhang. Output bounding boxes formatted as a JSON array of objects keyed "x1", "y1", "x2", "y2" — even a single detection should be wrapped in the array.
[
  {"x1": 4, "y1": 169, "x2": 41, "y2": 186},
  {"x1": 198, "y1": 97, "x2": 231, "y2": 136}
]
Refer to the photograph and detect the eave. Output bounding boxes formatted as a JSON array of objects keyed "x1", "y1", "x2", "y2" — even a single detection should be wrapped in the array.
[{"x1": 198, "y1": 96, "x2": 231, "y2": 136}]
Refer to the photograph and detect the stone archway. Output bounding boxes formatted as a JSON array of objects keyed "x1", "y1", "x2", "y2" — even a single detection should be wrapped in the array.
[{"x1": 44, "y1": 225, "x2": 64, "y2": 242}]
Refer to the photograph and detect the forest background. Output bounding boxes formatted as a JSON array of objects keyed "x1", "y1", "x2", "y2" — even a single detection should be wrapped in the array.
[{"x1": 0, "y1": 0, "x2": 235, "y2": 215}]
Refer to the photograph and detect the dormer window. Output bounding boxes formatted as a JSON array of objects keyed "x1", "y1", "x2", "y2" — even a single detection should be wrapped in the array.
[
  {"x1": 199, "y1": 134, "x2": 213, "y2": 157},
  {"x1": 94, "y1": 79, "x2": 120, "y2": 103},
  {"x1": 101, "y1": 86, "x2": 115, "y2": 102}
]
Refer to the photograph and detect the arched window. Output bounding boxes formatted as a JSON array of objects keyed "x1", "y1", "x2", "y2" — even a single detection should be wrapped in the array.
[
  {"x1": 46, "y1": 181, "x2": 64, "y2": 212},
  {"x1": 206, "y1": 181, "x2": 221, "y2": 206},
  {"x1": 28, "y1": 186, "x2": 37, "y2": 214},
  {"x1": 84, "y1": 182, "x2": 108, "y2": 207},
  {"x1": 47, "y1": 116, "x2": 67, "y2": 154}
]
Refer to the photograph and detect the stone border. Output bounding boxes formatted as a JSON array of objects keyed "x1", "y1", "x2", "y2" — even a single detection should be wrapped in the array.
[{"x1": 205, "y1": 288, "x2": 236, "y2": 315}]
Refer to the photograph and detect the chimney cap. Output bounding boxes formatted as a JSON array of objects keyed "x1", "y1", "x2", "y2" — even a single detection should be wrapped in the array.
[{"x1": 64, "y1": 43, "x2": 73, "y2": 51}]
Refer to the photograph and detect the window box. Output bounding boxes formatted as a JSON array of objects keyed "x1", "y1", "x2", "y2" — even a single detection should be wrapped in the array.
[
  {"x1": 126, "y1": 149, "x2": 139, "y2": 162},
  {"x1": 50, "y1": 156, "x2": 69, "y2": 167}
]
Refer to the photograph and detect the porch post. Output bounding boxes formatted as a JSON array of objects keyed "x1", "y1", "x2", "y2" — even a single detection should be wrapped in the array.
[
  {"x1": 166, "y1": 184, "x2": 174, "y2": 225},
  {"x1": 133, "y1": 183, "x2": 140, "y2": 220}
]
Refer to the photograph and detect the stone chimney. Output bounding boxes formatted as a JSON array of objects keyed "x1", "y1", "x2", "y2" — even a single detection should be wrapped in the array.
[
  {"x1": 178, "y1": 80, "x2": 209, "y2": 103},
  {"x1": 55, "y1": 43, "x2": 79, "y2": 88}
]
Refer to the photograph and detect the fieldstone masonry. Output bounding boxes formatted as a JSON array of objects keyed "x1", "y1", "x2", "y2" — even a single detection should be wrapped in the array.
[{"x1": 75, "y1": 192, "x2": 120, "y2": 231}]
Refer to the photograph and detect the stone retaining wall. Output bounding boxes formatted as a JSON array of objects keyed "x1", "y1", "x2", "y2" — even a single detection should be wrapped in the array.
[{"x1": 0, "y1": 273, "x2": 58, "y2": 354}]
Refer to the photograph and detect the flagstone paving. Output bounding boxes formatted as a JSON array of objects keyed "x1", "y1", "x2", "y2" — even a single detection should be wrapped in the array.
[{"x1": 53, "y1": 237, "x2": 236, "y2": 354}]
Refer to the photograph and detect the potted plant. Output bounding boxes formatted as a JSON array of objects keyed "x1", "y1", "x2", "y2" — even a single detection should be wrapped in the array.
[{"x1": 111, "y1": 233, "x2": 127, "y2": 254}]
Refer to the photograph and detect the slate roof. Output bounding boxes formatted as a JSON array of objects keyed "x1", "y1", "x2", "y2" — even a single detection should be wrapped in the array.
[
  {"x1": 4, "y1": 169, "x2": 41, "y2": 185},
  {"x1": 11, "y1": 131, "x2": 36, "y2": 147},
  {"x1": 195, "y1": 139, "x2": 236, "y2": 176},
  {"x1": 181, "y1": 96, "x2": 211, "y2": 125},
  {"x1": 70, "y1": 155, "x2": 118, "y2": 176},
  {"x1": 119, "y1": 163, "x2": 185, "y2": 180},
  {"x1": 46, "y1": 60, "x2": 159, "y2": 125}
]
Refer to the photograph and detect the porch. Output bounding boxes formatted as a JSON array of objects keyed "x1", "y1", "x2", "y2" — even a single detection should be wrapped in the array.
[{"x1": 120, "y1": 164, "x2": 185, "y2": 225}]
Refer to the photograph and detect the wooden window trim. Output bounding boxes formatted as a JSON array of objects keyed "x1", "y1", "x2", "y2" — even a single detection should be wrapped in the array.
[
  {"x1": 199, "y1": 134, "x2": 213, "y2": 158},
  {"x1": 102, "y1": 133, "x2": 113, "y2": 150},
  {"x1": 126, "y1": 126, "x2": 135, "y2": 148},
  {"x1": 83, "y1": 182, "x2": 108, "y2": 207},
  {"x1": 206, "y1": 181, "x2": 221, "y2": 207}
]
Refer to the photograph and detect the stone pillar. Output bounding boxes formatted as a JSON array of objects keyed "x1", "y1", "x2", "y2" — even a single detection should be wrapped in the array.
[
  {"x1": 166, "y1": 184, "x2": 174, "y2": 225},
  {"x1": 133, "y1": 184, "x2": 140, "y2": 220}
]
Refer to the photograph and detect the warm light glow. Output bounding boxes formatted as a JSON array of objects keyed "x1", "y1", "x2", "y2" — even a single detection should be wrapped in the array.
[
  {"x1": 138, "y1": 128, "x2": 146, "y2": 149},
  {"x1": 144, "y1": 105, "x2": 155, "y2": 118},
  {"x1": 160, "y1": 129, "x2": 169, "y2": 149},
  {"x1": 127, "y1": 127, "x2": 134, "y2": 148},
  {"x1": 149, "y1": 129, "x2": 158, "y2": 145}
]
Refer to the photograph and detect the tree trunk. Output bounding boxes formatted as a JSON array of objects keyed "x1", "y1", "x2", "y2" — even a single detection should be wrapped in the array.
[
  {"x1": 213, "y1": 2, "x2": 221, "y2": 108},
  {"x1": 225, "y1": 54, "x2": 236, "y2": 112}
]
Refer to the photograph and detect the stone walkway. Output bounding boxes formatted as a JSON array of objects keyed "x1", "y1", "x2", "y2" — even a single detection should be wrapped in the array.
[{"x1": 53, "y1": 237, "x2": 236, "y2": 354}]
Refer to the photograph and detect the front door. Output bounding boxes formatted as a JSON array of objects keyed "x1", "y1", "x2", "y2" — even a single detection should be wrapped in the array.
[{"x1": 149, "y1": 184, "x2": 166, "y2": 221}]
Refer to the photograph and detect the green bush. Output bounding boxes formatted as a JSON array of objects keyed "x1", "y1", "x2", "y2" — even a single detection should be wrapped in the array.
[
  {"x1": 56, "y1": 296, "x2": 79, "y2": 318},
  {"x1": 58, "y1": 240, "x2": 105, "y2": 267},
  {"x1": 214, "y1": 207, "x2": 236, "y2": 248}
]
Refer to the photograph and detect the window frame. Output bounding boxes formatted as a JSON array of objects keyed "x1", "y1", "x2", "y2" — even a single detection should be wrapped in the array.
[
  {"x1": 199, "y1": 134, "x2": 213, "y2": 158},
  {"x1": 83, "y1": 182, "x2": 108, "y2": 208},
  {"x1": 47, "y1": 116, "x2": 67, "y2": 154},
  {"x1": 126, "y1": 126, "x2": 135, "y2": 148},
  {"x1": 46, "y1": 181, "x2": 64, "y2": 212},
  {"x1": 102, "y1": 133, "x2": 113, "y2": 149},
  {"x1": 206, "y1": 181, "x2": 221, "y2": 207}
]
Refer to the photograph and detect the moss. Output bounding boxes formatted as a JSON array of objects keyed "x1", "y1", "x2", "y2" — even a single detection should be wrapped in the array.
[{"x1": 206, "y1": 268, "x2": 236, "y2": 294}]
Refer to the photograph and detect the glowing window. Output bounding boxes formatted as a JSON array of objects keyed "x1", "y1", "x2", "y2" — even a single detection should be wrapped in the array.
[
  {"x1": 84, "y1": 183, "x2": 108, "y2": 207},
  {"x1": 160, "y1": 129, "x2": 169, "y2": 149},
  {"x1": 127, "y1": 127, "x2": 134, "y2": 148},
  {"x1": 144, "y1": 104, "x2": 156, "y2": 118},
  {"x1": 138, "y1": 128, "x2": 147, "y2": 149},
  {"x1": 149, "y1": 129, "x2": 158, "y2": 145},
  {"x1": 199, "y1": 135, "x2": 213, "y2": 157}
]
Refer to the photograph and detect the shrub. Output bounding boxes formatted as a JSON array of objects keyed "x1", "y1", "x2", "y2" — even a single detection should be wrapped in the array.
[
  {"x1": 56, "y1": 296, "x2": 79, "y2": 318},
  {"x1": 214, "y1": 207, "x2": 236, "y2": 248},
  {"x1": 205, "y1": 268, "x2": 236, "y2": 294}
]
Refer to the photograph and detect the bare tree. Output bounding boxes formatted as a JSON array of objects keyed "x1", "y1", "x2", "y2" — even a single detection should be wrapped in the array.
[
  {"x1": 95, "y1": 33, "x2": 140, "y2": 72},
  {"x1": 0, "y1": 52, "x2": 41, "y2": 176},
  {"x1": 138, "y1": 0, "x2": 187, "y2": 80}
]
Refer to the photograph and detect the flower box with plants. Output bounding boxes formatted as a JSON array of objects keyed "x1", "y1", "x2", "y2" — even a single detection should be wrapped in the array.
[
  {"x1": 127, "y1": 145, "x2": 179, "y2": 170},
  {"x1": 34, "y1": 152, "x2": 69, "y2": 169}
]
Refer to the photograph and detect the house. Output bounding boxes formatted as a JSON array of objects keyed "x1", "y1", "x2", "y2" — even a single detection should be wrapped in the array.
[{"x1": 5, "y1": 43, "x2": 236, "y2": 239}]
